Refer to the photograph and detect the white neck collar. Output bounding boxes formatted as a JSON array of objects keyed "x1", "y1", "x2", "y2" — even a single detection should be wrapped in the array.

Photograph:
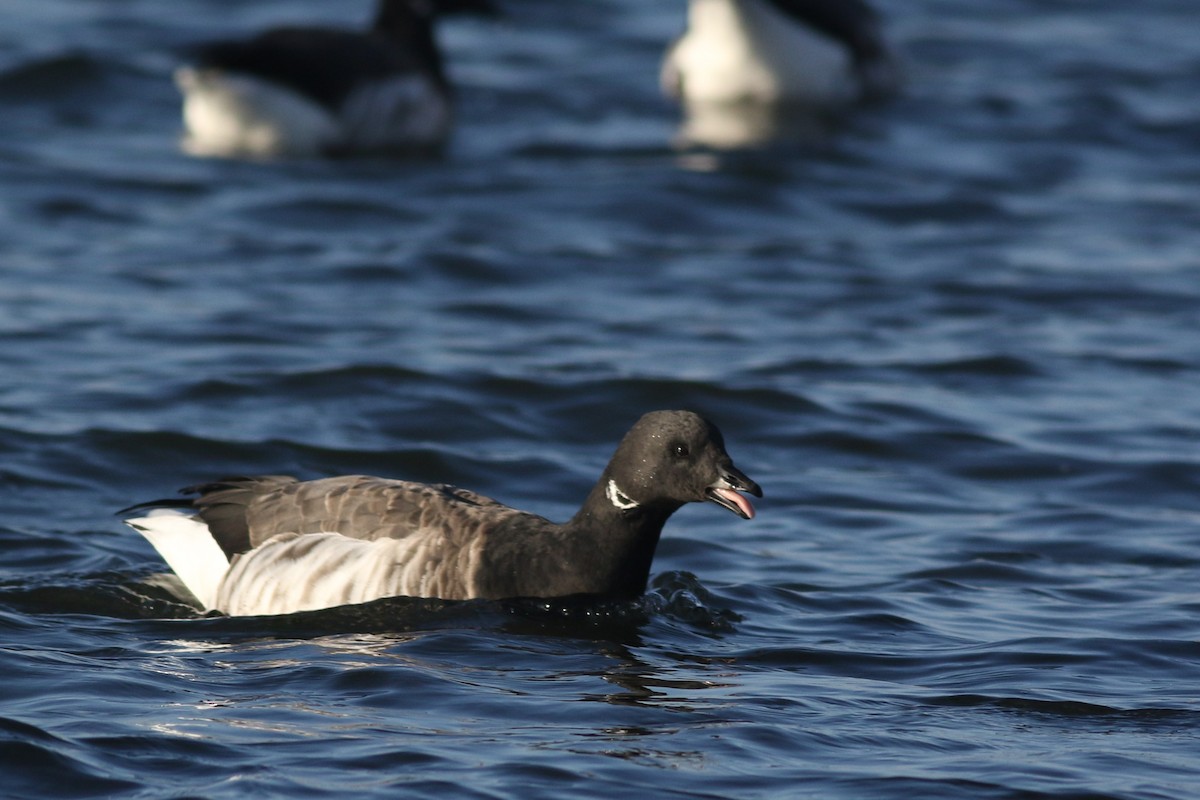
[{"x1": 606, "y1": 479, "x2": 640, "y2": 511}]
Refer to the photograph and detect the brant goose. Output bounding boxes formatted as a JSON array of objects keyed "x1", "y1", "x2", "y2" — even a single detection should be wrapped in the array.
[
  {"x1": 124, "y1": 411, "x2": 762, "y2": 616},
  {"x1": 175, "y1": 0, "x2": 494, "y2": 158},
  {"x1": 662, "y1": 0, "x2": 897, "y2": 107}
]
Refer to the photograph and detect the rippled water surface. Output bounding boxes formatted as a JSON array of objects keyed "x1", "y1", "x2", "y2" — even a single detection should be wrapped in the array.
[{"x1": 3, "y1": 1, "x2": 1200, "y2": 798}]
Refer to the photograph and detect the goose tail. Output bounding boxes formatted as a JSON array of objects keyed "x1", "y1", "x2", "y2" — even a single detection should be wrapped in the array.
[{"x1": 125, "y1": 511, "x2": 229, "y2": 611}]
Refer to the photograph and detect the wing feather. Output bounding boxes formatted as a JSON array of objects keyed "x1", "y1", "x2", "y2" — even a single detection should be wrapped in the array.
[{"x1": 187, "y1": 475, "x2": 530, "y2": 553}]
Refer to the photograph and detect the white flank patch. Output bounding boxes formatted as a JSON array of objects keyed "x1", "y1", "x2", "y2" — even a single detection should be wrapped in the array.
[
  {"x1": 215, "y1": 529, "x2": 485, "y2": 616},
  {"x1": 664, "y1": 0, "x2": 856, "y2": 105},
  {"x1": 126, "y1": 512, "x2": 230, "y2": 611},
  {"x1": 606, "y1": 479, "x2": 640, "y2": 511},
  {"x1": 175, "y1": 67, "x2": 340, "y2": 158}
]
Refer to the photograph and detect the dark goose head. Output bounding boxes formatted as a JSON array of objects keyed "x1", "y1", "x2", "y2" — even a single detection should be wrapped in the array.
[{"x1": 598, "y1": 409, "x2": 762, "y2": 521}]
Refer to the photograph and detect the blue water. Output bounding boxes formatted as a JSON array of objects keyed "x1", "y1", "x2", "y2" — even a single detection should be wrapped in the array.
[{"x1": 3, "y1": 1, "x2": 1200, "y2": 797}]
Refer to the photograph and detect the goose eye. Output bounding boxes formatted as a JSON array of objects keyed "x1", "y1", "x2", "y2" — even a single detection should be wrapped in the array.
[{"x1": 672, "y1": 443, "x2": 690, "y2": 459}]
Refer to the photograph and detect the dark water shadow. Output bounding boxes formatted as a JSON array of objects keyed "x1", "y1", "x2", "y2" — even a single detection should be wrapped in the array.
[{"x1": 0, "y1": 568, "x2": 740, "y2": 649}]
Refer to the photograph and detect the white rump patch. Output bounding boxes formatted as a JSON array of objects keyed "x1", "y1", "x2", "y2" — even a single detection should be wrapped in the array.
[
  {"x1": 126, "y1": 512, "x2": 230, "y2": 610},
  {"x1": 175, "y1": 67, "x2": 340, "y2": 158},
  {"x1": 174, "y1": 67, "x2": 451, "y2": 158},
  {"x1": 606, "y1": 479, "x2": 640, "y2": 511},
  {"x1": 664, "y1": 0, "x2": 857, "y2": 105}
]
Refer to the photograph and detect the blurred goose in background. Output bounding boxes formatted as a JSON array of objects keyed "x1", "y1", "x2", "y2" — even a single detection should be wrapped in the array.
[
  {"x1": 123, "y1": 410, "x2": 762, "y2": 617},
  {"x1": 662, "y1": 0, "x2": 897, "y2": 147},
  {"x1": 175, "y1": 0, "x2": 494, "y2": 158},
  {"x1": 663, "y1": 0, "x2": 896, "y2": 106}
]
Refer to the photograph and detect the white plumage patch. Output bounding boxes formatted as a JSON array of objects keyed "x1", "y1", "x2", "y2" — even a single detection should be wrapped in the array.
[
  {"x1": 127, "y1": 512, "x2": 229, "y2": 610},
  {"x1": 216, "y1": 529, "x2": 484, "y2": 616},
  {"x1": 176, "y1": 67, "x2": 341, "y2": 158},
  {"x1": 128, "y1": 510, "x2": 486, "y2": 616},
  {"x1": 605, "y1": 479, "x2": 640, "y2": 511},
  {"x1": 663, "y1": 0, "x2": 858, "y2": 106},
  {"x1": 175, "y1": 68, "x2": 451, "y2": 158}
]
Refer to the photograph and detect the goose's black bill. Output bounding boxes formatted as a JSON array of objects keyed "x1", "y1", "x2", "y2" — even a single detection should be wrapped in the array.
[{"x1": 706, "y1": 467, "x2": 762, "y2": 520}]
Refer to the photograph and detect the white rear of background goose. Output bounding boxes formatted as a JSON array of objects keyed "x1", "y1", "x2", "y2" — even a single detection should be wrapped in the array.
[
  {"x1": 662, "y1": 0, "x2": 897, "y2": 107},
  {"x1": 175, "y1": 0, "x2": 494, "y2": 158},
  {"x1": 124, "y1": 410, "x2": 762, "y2": 617}
]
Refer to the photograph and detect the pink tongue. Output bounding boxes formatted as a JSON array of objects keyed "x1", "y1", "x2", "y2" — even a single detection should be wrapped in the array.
[{"x1": 713, "y1": 487, "x2": 755, "y2": 519}]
